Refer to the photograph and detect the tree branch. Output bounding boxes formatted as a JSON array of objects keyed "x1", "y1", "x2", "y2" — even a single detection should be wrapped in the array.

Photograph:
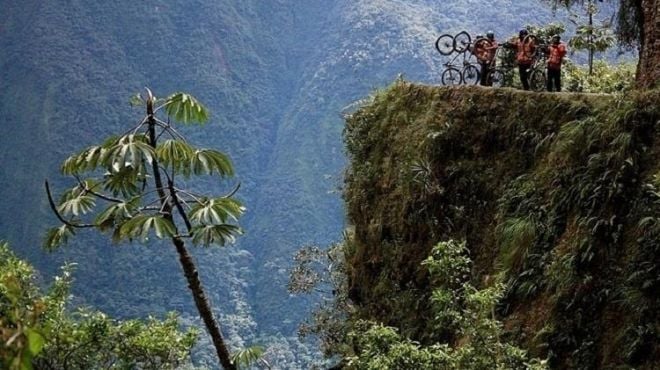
[
  {"x1": 117, "y1": 116, "x2": 149, "y2": 138},
  {"x1": 45, "y1": 180, "x2": 96, "y2": 228},
  {"x1": 169, "y1": 181, "x2": 193, "y2": 234},
  {"x1": 73, "y1": 175, "x2": 123, "y2": 203},
  {"x1": 173, "y1": 188, "x2": 204, "y2": 205},
  {"x1": 223, "y1": 183, "x2": 241, "y2": 198},
  {"x1": 154, "y1": 117, "x2": 187, "y2": 142}
]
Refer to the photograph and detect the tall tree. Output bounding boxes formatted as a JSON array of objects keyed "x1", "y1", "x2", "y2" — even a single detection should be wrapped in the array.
[
  {"x1": 636, "y1": 0, "x2": 659, "y2": 87},
  {"x1": 551, "y1": 0, "x2": 659, "y2": 87},
  {"x1": 44, "y1": 89, "x2": 242, "y2": 370},
  {"x1": 567, "y1": 0, "x2": 616, "y2": 74}
]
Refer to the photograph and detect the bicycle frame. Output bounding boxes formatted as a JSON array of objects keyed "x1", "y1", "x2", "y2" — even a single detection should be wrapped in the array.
[{"x1": 443, "y1": 48, "x2": 477, "y2": 69}]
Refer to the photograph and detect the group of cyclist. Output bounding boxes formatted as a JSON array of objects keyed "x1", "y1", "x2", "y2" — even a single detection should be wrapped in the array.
[{"x1": 473, "y1": 29, "x2": 567, "y2": 92}]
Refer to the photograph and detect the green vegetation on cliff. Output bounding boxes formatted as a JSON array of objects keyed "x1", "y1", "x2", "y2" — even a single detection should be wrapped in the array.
[{"x1": 342, "y1": 81, "x2": 659, "y2": 369}]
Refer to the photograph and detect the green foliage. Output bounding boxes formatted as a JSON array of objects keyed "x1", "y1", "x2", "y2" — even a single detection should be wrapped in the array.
[
  {"x1": 43, "y1": 225, "x2": 75, "y2": 252},
  {"x1": 231, "y1": 345, "x2": 270, "y2": 370},
  {"x1": 0, "y1": 2, "x2": 628, "y2": 367},
  {"x1": 546, "y1": 0, "x2": 642, "y2": 46},
  {"x1": 568, "y1": 23, "x2": 615, "y2": 54},
  {"x1": 496, "y1": 217, "x2": 538, "y2": 272},
  {"x1": 118, "y1": 214, "x2": 177, "y2": 242},
  {"x1": 346, "y1": 323, "x2": 455, "y2": 369},
  {"x1": 0, "y1": 242, "x2": 197, "y2": 369},
  {"x1": 0, "y1": 242, "x2": 46, "y2": 369},
  {"x1": 36, "y1": 312, "x2": 198, "y2": 370},
  {"x1": 423, "y1": 240, "x2": 471, "y2": 290},
  {"x1": 161, "y1": 92, "x2": 210, "y2": 125},
  {"x1": 525, "y1": 23, "x2": 567, "y2": 41},
  {"x1": 345, "y1": 241, "x2": 547, "y2": 370},
  {"x1": 45, "y1": 90, "x2": 243, "y2": 249},
  {"x1": 154, "y1": 140, "x2": 235, "y2": 178},
  {"x1": 567, "y1": 1, "x2": 616, "y2": 51},
  {"x1": 563, "y1": 60, "x2": 636, "y2": 93}
]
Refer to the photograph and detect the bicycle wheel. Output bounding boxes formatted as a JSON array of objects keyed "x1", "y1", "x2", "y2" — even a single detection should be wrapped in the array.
[
  {"x1": 490, "y1": 69, "x2": 506, "y2": 88},
  {"x1": 435, "y1": 34, "x2": 454, "y2": 55},
  {"x1": 472, "y1": 38, "x2": 492, "y2": 63},
  {"x1": 462, "y1": 64, "x2": 480, "y2": 85},
  {"x1": 441, "y1": 67, "x2": 462, "y2": 86},
  {"x1": 453, "y1": 31, "x2": 471, "y2": 53},
  {"x1": 522, "y1": 35, "x2": 539, "y2": 59},
  {"x1": 529, "y1": 69, "x2": 546, "y2": 91}
]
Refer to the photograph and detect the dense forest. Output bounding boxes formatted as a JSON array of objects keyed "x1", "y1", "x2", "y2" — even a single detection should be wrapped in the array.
[{"x1": 1, "y1": 0, "x2": 657, "y2": 369}]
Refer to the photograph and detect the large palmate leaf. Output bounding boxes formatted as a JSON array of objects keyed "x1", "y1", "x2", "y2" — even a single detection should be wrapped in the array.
[
  {"x1": 44, "y1": 225, "x2": 75, "y2": 250},
  {"x1": 155, "y1": 139, "x2": 195, "y2": 173},
  {"x1": 231, "y1": 346, "x2": 267, "y2": 370},
  {"x1": 104, "y1": 134, "x2": 154, "y2": 172},
  {"x1": 163, "y1": 93, "x2": 209, "y2": 124},
  {"x1": 61, "y1": 145, "x2": 105, "y2": 175},
  {"x1": 191, "y1": 149, "x2": 234, "y2": 177},
  {"x1": 95, "y1": 198, "x2": 139, "y2": 231},
  {"x1": 191, "y1": 224, "x2": 242, "y2": 247},
  {"x1": 156, "y1": 141, "x2": 234, "y2": 177},
  {"x1": 102, "y1": 166, "x2": 144, "y2": 197},
  {"x1": 118, "y1": 215, "x2": 176, "y2": 242},
  {"x1": 188, "y1": 198, "x2": 244, "y2": 225},
  {"x1": 57, "y1": 195, "x2": 96, "y2": 217},
  {"x1": 60, "y1": 136, "x2": 118, "y2": 175}
]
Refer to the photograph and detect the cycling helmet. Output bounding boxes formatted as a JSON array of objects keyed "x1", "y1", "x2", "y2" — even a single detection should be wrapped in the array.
[
  {"x1": 552, "y1": 34, "x2": 561, "y2": 41},
  {"x1": 519, "y1": 29, "x2": 529, "y2": 37},
  {"x1": 486, "y1": 31, "x2": 494, "y2": 40}
]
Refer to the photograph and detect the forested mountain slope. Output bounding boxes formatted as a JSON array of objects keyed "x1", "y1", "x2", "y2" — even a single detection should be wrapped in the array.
[{"x1": 0, "y1": 0, "x2": 604, "y2": 366}]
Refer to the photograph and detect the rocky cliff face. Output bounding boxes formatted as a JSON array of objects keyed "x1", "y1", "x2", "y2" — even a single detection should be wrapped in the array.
[{"x1": 344, "y1": 82, "x2": 660, "y2": 369}]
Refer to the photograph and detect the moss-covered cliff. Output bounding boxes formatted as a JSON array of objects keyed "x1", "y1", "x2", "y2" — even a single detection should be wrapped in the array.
[{"x1": 344, "y1": 82, "x2": 659, "y2": 369}]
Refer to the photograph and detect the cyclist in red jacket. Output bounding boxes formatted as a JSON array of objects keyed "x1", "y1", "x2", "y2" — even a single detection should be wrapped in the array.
[{"x1": 546, "y1": 35, "x2": 567, "y2": 92}]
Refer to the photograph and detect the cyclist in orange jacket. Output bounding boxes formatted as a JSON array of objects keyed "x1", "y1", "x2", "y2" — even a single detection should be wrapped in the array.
[
  {"x1": 505, "y1": 29, "x2": 536, "y2": 90},
  {"x1": 545, "y1": 35, "x2": 567, "y2": 92},
  {"x1": 478, "y1": 31, "x2": 499, "y2": 86}
]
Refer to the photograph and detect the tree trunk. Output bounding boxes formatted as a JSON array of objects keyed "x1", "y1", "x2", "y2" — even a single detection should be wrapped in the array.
[
  {"x1": 145, "y1": 95, "x2": 236, "y2": 370},
  {"x1": 636, "y1": 0, "x2": 659, "y2": 88},
  {"x1": 173, "y1": 237, "x2": 237, "y2": 370},
  {"x1": 589, "y1": 8, "x2": 594, "y2": 75}
]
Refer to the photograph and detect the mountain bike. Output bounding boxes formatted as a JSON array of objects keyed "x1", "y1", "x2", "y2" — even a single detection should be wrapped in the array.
[
  {"x1": 440, "y1": 48, "x2": 480, "y2": 85},
  {"x1": 523, "y1": 35, "x2": 549, "y2": 91},
  {"x1": 471, "y1": 38, "x2": 509, "y2": 87},
  {"x1": 436, "y1": 32, "x2": 483, "y2": 86}
]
